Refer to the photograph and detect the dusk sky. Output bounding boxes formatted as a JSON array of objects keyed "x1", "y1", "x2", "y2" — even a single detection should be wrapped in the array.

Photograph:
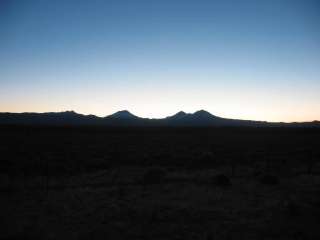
[{"x1": 1, "y1": 0, "x2": 319, "y2": 122}]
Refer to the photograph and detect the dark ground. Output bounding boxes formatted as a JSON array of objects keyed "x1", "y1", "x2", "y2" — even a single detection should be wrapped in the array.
[{"x1": 0, "y1": 126, "x2": 320, "y2": 240}]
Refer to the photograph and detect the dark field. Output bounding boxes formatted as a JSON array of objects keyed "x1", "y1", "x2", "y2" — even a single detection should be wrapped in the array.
[{"x1": 1, "y1": 126, "x2": 320, "y2": 240}]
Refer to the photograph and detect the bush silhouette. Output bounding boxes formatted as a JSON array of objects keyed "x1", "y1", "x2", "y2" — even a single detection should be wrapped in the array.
[
  {"x1": 211, "y1": 174, "x2": 231, "y2": 187},
  {"x1": 284, "y1": 200, "x2": 301, "y2": 217}
]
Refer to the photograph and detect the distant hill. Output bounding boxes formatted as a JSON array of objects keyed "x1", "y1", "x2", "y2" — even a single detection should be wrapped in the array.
[
  {"x1": 107, "y1": 110, "x2": 139, "y2": 119},
  {"x1": 0, "y1": 110, "x2": 319, "y2": 127}
]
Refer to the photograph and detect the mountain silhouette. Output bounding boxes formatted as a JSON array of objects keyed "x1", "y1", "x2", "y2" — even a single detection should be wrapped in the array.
[
  {"x1": 107, "y1": 110, "x2": 139, "y2": 119},
  {"x1": 182, "y1": 110, "x2": 222, "y2": 125},
  {"x1": 166, "y1": 111, "x2": 187, "y2": 120},
  {"x1": 193, "y1": 110, "x2": 217, "y2": 118},
  {"x1": 0, "y1": 110, "x2": 319, "y2": 127}
]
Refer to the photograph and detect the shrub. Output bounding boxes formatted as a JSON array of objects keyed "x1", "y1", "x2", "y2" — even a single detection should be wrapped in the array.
[
  {"x1": 211, "y1": 174, "x2": 231, "y2": 187},
  {"x1": 284, "y1": 201, "x2": 301, "y2": 217}
]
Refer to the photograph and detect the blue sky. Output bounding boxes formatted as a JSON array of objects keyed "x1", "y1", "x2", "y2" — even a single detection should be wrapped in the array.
[{"x1": 0, "y1": 0, "x2": 319, "y2": 121}]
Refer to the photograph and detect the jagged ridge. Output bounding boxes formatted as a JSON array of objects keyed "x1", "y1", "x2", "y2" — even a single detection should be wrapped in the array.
[{"x1": 0, "y1": 110, "x2": 319, "y2": 127}]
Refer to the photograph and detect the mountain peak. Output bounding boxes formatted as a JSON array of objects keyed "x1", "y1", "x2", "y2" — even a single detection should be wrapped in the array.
[
  {"x1": 190, "y1": 110, "x2": 221, "y2": 121},
  {"x1": 174, "y1": 111, "x2": 187, "y2": 117},
  {"x1": 177, "y1": 110, "x2": 186, "y2": 114},
  {"x1": 62, "y1": 110, "x2": 77, "y2": 115},
  {"x1": 193, "y1": 110, "x2": 212, "y2": 116},
  {"x1": 108, "y1": 110, "x2": 138, "y2": 119},
  {"x1": 167, "y1": 111, "x2": 187, "y2": 120}
]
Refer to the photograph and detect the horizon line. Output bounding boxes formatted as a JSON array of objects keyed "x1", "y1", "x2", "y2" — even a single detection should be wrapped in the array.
[{"x1": 1, "y1": 109, "x2": 319, "y2": 124}]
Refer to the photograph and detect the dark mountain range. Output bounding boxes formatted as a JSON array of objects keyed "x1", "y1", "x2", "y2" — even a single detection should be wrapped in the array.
[
  {"x1": 0, "y1": 110, "x2": 319, "y2": 127},
  {"x1": 108, "y1": 110, "x2": 139, "y2": 119}
]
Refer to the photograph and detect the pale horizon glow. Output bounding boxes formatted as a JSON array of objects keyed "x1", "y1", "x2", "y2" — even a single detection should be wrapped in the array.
[{"x1": 1, "y1": 0, "x2": 319, "y2": 122}]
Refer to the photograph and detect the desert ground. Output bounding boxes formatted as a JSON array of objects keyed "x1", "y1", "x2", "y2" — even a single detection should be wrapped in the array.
[{"x1": 1, "y1": 126, "x2": 320, "y2": 240}]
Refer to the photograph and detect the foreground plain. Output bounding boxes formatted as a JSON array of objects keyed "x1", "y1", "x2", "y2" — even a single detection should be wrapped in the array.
[{"x1": 1, "y1": 126, "x2": 320, "y2": 239}]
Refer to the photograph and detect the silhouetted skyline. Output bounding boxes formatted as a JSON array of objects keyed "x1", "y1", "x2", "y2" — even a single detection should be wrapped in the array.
[
  {"x1": 1, "y1": 109, "x2": 319, "y2": 127},
  {"x1": 1, "y1": 0, "x2": 319, "y2": 121}
]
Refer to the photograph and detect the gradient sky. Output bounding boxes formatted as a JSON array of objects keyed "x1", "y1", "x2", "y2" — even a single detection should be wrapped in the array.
[{"x1": 0, "y1": 0, "x2": 319, "y2": 122}]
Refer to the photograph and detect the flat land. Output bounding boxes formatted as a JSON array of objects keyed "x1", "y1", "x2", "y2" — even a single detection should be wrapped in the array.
[{"x1": 1, "y1": 126, "x2": 320, "y2": 240}]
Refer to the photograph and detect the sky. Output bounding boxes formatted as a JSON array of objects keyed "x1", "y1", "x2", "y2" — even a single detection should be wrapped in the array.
[{"x1": 0, "y1": 0, "x2": 319, "y2": 122}]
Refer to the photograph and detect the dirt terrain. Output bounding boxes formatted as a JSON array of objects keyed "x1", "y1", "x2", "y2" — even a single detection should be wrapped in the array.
[{"x1": 1, "y1": 126, "x2": 320, "y2": 239}]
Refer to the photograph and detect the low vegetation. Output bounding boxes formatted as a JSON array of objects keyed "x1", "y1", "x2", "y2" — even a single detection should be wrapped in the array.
[{"x1": 0, "y1": 126, "x2": 319, "y2": 240}]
